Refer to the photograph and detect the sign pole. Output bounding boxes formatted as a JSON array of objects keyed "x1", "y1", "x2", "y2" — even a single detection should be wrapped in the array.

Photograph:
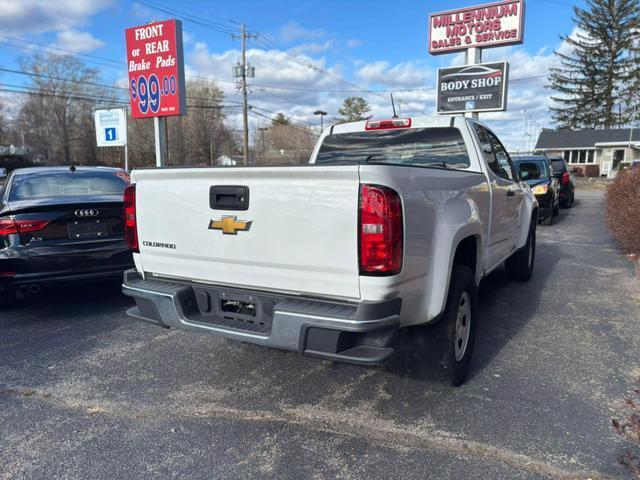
[
  {"x1": 124, "y1": 143, "x2": 129, "y2": 172},
  {"x1": 465, "y1": 47, "x2": 482, "y2": 120},
  {"x1": 154, "y1": 117, "x2": 167, "y2": 167}
]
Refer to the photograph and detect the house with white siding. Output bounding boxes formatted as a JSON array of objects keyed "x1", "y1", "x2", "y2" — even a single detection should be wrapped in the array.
[{"x1": 534, "y1": 128, "x2": 640, "y2": 177}]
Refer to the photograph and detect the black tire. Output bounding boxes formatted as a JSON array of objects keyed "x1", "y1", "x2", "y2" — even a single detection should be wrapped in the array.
[
  {"x1": 432, "y1": 265, "x2": 477, "y2": 386},
  {"x1": 568, "y1": 193, "x2": 574, "y2": 208},
  {"x1": 542, "y1": 213, "x2": 552, "y2": 225},
  {"x1": 553, "y1": 201, "x2": 559, "y2": 216},
  {"x1": 0, "y1": 288, "x2": 16, "y2": 309},
  {"x1": 505, "y1": 220, "x2": 536, "y2": 281}
]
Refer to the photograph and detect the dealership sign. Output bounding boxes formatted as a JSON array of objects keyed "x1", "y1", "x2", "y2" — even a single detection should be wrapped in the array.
[
  {"x1": 125, "y1": 19, "x2": 186, "y2": 119},
  {"x1": 429, "y1": 0, "x2": 524, "y2": 55},
  {"x1": 94, "y1": 108, "x2": 127, "y2": 147},
  {"x1": 437, "y1": 62, "x2": 509, "y2": 114}
]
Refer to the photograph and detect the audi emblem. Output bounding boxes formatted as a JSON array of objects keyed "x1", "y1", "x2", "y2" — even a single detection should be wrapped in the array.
[{"x1": 75, "y1": 209, "x2": 99, "y2": 217}]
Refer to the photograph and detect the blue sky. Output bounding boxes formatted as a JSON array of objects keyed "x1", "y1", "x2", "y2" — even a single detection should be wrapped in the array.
[{"x1": 0, "y1": 0, "x2": 584, "y2": 150}]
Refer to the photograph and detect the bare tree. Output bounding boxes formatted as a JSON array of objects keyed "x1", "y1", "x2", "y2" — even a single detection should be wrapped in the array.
[
  {"x1": 260, "y1": 123, "x2": 317, "y2": 165},
  {"x1": 166, "y1": 79, "x2": 237, "y2": 166},
  {"x1": 16, "y1": 53, "x2": 112, "y2": 165},
  {"x1": 0, "y1": 97, "x2": 6, "y2": 145}
]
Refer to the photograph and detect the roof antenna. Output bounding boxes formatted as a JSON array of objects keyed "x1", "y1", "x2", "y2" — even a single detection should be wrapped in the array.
[{"x1": 390, "y1": 93, "x2": 398, "y2": 118}]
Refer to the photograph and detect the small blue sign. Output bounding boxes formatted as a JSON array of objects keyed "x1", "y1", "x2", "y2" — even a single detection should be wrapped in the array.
[{"x1": 105, "y1": 127, "x2": 117, "y2": 142}]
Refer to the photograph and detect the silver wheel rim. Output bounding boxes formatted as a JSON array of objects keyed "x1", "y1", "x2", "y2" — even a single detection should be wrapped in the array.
[{"x1": 454, "y1": 291, "x2": 471, "y2": 362}]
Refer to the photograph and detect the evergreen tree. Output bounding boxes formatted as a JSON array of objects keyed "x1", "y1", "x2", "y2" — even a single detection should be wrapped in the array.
[
  {"x1": 271, "y1": 112, "x2": 291, "y2": 126},
  {"x1": 337, "y1": 96, "x2": 372, "y2": 123},
  {"x1": 548, "y1": 0, "x2": 640, "y2": 129},
  {"x1": 628, "y1": 37, "x2": 640, "y2": 125}
]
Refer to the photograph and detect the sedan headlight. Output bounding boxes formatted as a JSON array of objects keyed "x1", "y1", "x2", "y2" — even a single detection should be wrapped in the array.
[{"x1": 532, "y1": 184, "x2": 548, "y2": 195}]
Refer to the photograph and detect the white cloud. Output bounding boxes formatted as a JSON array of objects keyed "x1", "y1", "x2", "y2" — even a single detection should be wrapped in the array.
[
  {"x1": 288, "y1": 40, "x2": 334, "y2": 55},
  {"x1": 346, "y1": 39, "x2": 362, "y2": 49},
  {"x1": 53, "y1": 30, "x2": 105, "y2": 53},
  {"x1": 357, "y1": 60, "x2": 431, "y2": 89},
  {"x1": 279, "y1": 21, "x2": 325, "y2": 43},
  {"x1": 0, "y1": 0, "x2": 113, "y2": 35}
]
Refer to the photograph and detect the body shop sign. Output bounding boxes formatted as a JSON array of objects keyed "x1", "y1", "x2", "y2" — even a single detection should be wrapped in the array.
[
  {"x1": 125, "y1": 19, "x2": 186, "y2": 119},
  {"x1": 437, "y1": 62, "x2": 509, "y2": 114},
  {"x1": 429, "y1": 0, "x2": 524, "y2": 55}
]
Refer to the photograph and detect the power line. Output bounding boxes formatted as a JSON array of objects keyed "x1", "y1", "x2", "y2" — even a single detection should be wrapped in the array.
[
  {"x1": 135, "y1": 0, "x2": 237, "y2": 35},
  {"x1": 133, "y1": 0, "x2": 379, "y2": 99},
  {"x1": 0, "y1": 65, "x2": 246, "y2": 107},
  {"x1": 0, "y1": 83, "x2": 243, "y2": 110}
]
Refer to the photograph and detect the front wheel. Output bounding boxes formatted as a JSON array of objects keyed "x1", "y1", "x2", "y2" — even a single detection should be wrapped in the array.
[
  {"x1": 505, "y1": 220, "x2": 536, "y2": 281},
  {"x1": 432, "y1": 265, "x2": 478, "y2": 386}
]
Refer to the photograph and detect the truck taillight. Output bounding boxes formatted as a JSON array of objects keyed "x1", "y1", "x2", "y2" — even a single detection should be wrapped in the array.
[
  {"x1": 0, "y1": 217, "x2": 49, "y2": 236},
  {"x1": 124, "y1": 184, "x2": 138, "y2": 252},
  {"x1": 359, "y1": 184, "x2": 403, "y2": 275},
  {"x1": 562, "y1": 171, "x2": 570, "y2": 185},
  {"x1": 365, "y1": 118, "x2": 411, "y2": 130}
]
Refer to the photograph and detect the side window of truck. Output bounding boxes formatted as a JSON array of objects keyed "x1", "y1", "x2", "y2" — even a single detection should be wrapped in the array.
[{"x1": 474, "y1": 125, "x2": 516, "y2": 182}]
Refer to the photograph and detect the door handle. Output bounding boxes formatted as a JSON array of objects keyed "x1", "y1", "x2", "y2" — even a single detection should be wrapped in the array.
[{"x1": 506, "y1": 189, "x2": 515, "y2": 197}]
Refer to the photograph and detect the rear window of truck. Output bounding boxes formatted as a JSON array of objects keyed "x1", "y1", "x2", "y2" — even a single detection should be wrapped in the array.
[{"x1": 316, "y1": 127, "x2": 470, "y2": 169}]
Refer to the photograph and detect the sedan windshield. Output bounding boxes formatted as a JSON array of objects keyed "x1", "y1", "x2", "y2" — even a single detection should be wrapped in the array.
[
  {"x1": 9, "y1": 171, "x2": 129, "y2": 201},
  {"x1": 316, "y1": 127, "x2": 471, "y2": 169},
  {"x1": 516, "y1": 161, "x2": 549, "y2": 181}
]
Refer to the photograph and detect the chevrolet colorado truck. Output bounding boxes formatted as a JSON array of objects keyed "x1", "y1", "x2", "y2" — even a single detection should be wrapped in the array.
[{"x1": 122, "y1": 116, "x2": 538, "y2": 386}]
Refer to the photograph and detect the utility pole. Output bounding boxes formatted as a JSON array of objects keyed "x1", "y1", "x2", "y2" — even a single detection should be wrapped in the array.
[{"x1": 232, "y1": 25, "x2": 257, "y2": 165}]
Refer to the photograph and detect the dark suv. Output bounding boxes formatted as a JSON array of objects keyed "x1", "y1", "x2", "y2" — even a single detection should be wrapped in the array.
[
  {"x1": 513, "y1": 156, "x2": 560, "y2": 225},
  {"x1": 549, "y1": 157, "x2": 575, "y2": 208}
]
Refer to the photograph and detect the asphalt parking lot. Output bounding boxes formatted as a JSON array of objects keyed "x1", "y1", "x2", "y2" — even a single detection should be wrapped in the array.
[{"x1": 1, "y1": 190, "x2": 639, "y2": 480}]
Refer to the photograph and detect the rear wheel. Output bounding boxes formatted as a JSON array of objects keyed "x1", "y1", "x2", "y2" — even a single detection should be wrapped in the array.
[
  {"x1": 430, "y1": 266, "x2": 478, "y2": 387},
  {"x1": 553, "y1": 201, "x2": 559, "y2": 216},
  {"x1": 505, "y1": 220, "x2": 536, "y2": 281},
  {"x1": 542, "y1": 213, "x2": 552, "y2": 225}
]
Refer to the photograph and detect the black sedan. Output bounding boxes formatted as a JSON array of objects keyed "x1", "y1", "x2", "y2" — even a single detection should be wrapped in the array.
[
  {"x1": 513, "y1": 156, "x2": 560, "y2": 225},
  {"x1": 0, "y1": 166, "x2": 133, "y2": 307}
]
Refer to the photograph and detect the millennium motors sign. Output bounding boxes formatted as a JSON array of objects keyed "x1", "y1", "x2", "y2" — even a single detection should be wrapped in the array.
[
  {"x1": 429, "y1": 0, "x2": 524, "y2": 55},
  {"x1": 437, "y1": 62, "x2": 509, "y2": 114}
]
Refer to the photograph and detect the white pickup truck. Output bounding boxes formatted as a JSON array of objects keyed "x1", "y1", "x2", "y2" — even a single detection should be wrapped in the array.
[{"x1": 122, "y1": 116, "x2": 538, "y2": 386}]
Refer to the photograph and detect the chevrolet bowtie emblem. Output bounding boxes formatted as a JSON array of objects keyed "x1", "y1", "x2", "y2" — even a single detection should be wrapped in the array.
[{"x1": 208, "y1": 216, "x2": 252, "y2": 235}]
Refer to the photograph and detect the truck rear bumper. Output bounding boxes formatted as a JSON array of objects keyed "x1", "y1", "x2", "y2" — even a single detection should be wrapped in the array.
[{"x1": 122, "y1": 269, "x2": 401, "y2": 366}]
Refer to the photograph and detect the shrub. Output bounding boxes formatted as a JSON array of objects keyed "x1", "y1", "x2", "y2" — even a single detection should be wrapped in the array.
[
  {"x1": 571, "y1": 167, "x2": 585, "y2": 177},
  {"x1": 585, "y1": 164, "x2": 600, "y2": 177},
  {"x1": 605, "y1": 168, "x2": 640, "y2": 274},
  {"x1": 612, "y1": 379, "x2": 640, "y2": 478}
]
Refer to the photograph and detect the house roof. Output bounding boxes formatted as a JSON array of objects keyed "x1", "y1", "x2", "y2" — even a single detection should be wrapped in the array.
[{"x1": 535, "y1": 128, "x2": 640, "y2": 149}]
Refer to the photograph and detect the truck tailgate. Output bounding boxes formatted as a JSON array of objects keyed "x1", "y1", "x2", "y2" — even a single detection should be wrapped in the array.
[{"x1": 133, "y1": 165, "x2": 361, "y2": 300}]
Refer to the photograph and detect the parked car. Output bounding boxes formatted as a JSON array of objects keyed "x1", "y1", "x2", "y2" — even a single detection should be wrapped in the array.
[
  {"x1": 548, "y1": 157, "x2": 575, "y2": 208},
  {"x1": 0, "y1": 166, "x2": 134, "y2": 307},
  {"x1": 122, "y1": 116, "x2": 538, "y2": 386},
  {"x1": 513, "y1": 156, "x2": 560, "y2": 225}
]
